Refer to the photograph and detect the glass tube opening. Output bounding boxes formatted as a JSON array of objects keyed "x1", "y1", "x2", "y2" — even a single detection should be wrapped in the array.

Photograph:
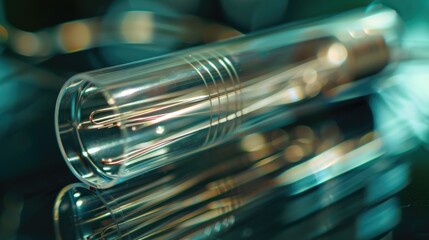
[
  {"x1": 53, "y1": 184, "x2": 121, "y2": 240},
  {"x1": 55, "y1": 76, "x2": 126, "y2": 188}
]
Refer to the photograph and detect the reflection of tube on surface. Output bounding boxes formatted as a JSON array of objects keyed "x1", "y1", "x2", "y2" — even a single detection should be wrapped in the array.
[
  {"x1": 55, "y1": 7, "x2": 401, "y2": 188},
  {"x1": 53, "y1": 104, "x2": 410, "y2": 239}
]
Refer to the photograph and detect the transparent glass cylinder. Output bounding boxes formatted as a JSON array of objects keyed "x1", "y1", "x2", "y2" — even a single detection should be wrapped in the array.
[
  {"x1": 55, "y1": 7, "x2": 401, "y2": 188},
  {"x1": 54, "y1": 103, "x2": 411, "y2": 239}
]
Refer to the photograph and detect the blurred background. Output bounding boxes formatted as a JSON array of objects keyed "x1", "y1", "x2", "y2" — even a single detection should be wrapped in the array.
[{"x1": 1, "y1": 0, "x2": 429, "y2": 239}]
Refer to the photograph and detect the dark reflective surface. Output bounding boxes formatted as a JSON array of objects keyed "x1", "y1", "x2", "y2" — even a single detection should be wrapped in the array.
[{"x1": 1, "y1": 0, "x2": 429, "y2": 239}]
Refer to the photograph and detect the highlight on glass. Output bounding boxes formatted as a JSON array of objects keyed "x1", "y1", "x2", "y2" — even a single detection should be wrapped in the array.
[{"x1": 55, "y1": 7, "x2": 401, "y2": 188}]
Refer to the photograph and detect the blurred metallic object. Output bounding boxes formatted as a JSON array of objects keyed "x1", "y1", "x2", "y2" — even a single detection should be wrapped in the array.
[
  {"x1": 370, "y1": 1, "x2": 429, "y2": 153},
  {"x1": 372, "y1": 59, "x2": 429, "y2": 152},
  {"x1": 0, "y1": 10, "x2": 240, "y2": 58},
  {"x1": 55, "y1": 7, "x2": 401, "y2": 188},
  {"x1": 53, "y1": 105, "x2": 409, "y2": 239}
]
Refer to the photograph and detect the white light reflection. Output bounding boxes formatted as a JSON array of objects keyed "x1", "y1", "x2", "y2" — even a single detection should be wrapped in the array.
[
  {"x1": 88, "y1": 146, "x2": 101, "y2": 154},
  {"x1": 326, "y1": 43, "x2": 348, "y2": 65},
  {"x1": 156, "y1": 126, "x2": 165, "y2": 135},
  {"x1": 116, "y1": 88, "x2": 140, "y2": 98},
  {"x1": 283, "y1": 86, "x2": 304, "y2": 103},
  {"x1": 277, "y1": 139, "x2": 383, "y2": 195},
  {"x1": 360, "y1": 9, "x2": 398, "y2": 34},
  {"x1": 67, "y1": 156, "x2": 81, "y2": 162}
]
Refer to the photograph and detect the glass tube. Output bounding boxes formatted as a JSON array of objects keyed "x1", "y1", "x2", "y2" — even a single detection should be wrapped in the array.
[
  {"x1": 53, "y1": 104, "x2": 410, "y2": 239},
  {"x1": 55, "y1": 7, "x2": 401, "y2": 188}
]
